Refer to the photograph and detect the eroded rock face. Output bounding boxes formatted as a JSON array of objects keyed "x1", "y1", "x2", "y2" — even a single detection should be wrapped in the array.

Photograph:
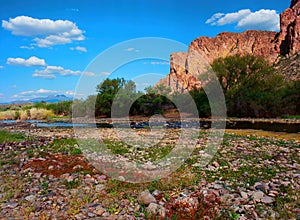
[
  {"x1": 275, "y1": 0, "x2": 300, "y2": 55},
  {"x1": 190, "y1": 31, "x2": 278, "y2": 64},
  {"x1": 156, "y1": 52, "x2": 202, "y2": 92},
  {"x1": 157, "y1": 0, "x2": 300, "y2": 92}
]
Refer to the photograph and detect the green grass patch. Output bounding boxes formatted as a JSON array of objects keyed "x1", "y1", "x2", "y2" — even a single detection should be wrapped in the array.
[
  {"x1": 0, "y1": 130, "x2": 27, "y2": 143},
  {"x1": 46, "y1": 138, "x2": 82, "y2": 155}
]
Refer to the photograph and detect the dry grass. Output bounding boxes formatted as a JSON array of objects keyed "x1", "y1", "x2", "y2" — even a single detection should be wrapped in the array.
[
  {"x1": 0, "y1": 110, "x2": 15, "y2": 120},
  {"x1": 20, "y1": 110, "x2": 30, "y2": 120},
  {"x1": 29, "y1": 108, "x2": 54, "y2": 120},
  {"x1": 0, "y1": 108, "x2": 54, "y2": 120}
]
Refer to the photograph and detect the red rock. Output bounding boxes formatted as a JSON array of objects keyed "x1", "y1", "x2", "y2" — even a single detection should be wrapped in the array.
[
  {"x1": 275, "y1": 0, "x2": 300, "y2": 55},
  {"x1": 157, "y1": 0, "x2": 300, "y2": 92}
]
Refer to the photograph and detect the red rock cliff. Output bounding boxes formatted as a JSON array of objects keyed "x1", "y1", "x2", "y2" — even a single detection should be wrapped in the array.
[
  {"x1": 275, "y1": 0, "x2": 300, "y2": 55},
  {"x1": 157, "y1": 0, "x2": 300, "y2": 92}
]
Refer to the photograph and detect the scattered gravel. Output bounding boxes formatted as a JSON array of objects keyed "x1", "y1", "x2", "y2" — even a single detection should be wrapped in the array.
[{"x1": 0, "y1": 126, "x2": 299, "y2": 219}]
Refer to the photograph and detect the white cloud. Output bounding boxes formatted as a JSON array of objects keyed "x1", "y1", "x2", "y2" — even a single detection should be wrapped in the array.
[
  {"x1": 2, "y1": 16, "x2": 85, "y2": 48},
  {"x1": 100, "y1": 71, "x2": 110, "y2": 76},
  {"x1": 82, "y1": 71, "x2": 95, "y2": 76},
  {"x1": 143, "y1": 61, "x2": 169, "y2": 65},
  {"x1": 66, "y1": 8, "x2": 79, "y2": 12},
  {"x1": 33, "y1": 65, "x2": 95, "y2": 78},
  {"x1": 124, "y1": 47, "x2": 139, "y2": 52},
  {"x1": 0, "y1": 93, "x2": 4, "y2": 99},
  {"x1": 0, "y1": 65, "x2": 4, "y2": 69},
  {"x1": 150, "y1": 61, "x2": 169, "y2": 65},
  {"x1": 70, "y1": 46, "x2": 87, "y2": 52},
  {"x1": 237, "y1": 10, "x2": 280, "y2": 31},
  {"x1": 125, "y1": 47, "x2": 135, "y2": 51},
  {"x1": 205, "y1": 13, "x2": 225, "y2": 25},
  {"x1": 20, "y1": 45, "x2": 34, "y2": 50},
  {"x1": 21, "y1": 88, "x2": 58, "y2": 95},
  {"x1": 7, "y1": 56, "x2": 46, "y2": 67},
  {"x1": 206, "y1": 9, "x2": 280, "y2": 31}
]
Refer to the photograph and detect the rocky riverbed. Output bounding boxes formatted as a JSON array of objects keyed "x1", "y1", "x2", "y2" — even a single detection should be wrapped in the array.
[{"x1": 0, "y1": 126, "x2": 299, "y2": 219}]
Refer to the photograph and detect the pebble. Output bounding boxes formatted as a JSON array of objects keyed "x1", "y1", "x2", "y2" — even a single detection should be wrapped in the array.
[
  {"x1": 261, "y1": 196, "x2": 274, "y2": 204},
  {"x1": 252, "y1": 191, "x2": 264, "y2": 201},
  {"x1": 213, "y1": 184, "x2": 223, "y2": 189},
  {"x1": 146, "y1": 203, "x2": 166, "y2": 218},
  {"x1": 95, "y1": 184, "x2": 106, "y2": 192},
  {"x1": 240, "y1": 191, "x2": 248, "y2": 199},
  {"x1": 96, "y1": 208, "x2": 105, "y2": 216},
  {"x1": 137, "y1": 190, "x2": 157, "y2": 205},
  {"x1": 25, "y1": 195, "x2": 36, "y2": 202},
  {"x1": 6, "y1": 202, "x2": 18, "y2": 209},
  {"x1": 1, "y1": 126, "x2": 299, "y2": 219}
]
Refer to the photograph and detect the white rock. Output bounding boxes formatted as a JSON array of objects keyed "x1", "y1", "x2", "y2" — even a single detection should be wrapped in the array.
[{"x1": 25, "y1": 195, "x2": 36, "y2": 202}]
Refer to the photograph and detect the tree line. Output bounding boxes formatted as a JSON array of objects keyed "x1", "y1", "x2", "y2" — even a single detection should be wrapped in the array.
[{"x1": 72, "y1": 54, "x2": 299, "y2": 118}]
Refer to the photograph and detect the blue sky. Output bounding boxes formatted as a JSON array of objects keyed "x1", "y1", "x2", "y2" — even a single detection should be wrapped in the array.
[{"x1": 0, "y1": 0, "x2": 289, "y2": 102}]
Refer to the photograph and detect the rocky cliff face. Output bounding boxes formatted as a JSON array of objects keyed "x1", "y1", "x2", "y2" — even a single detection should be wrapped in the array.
[
  {"x1": 157, "y1": 0, "x2": 300, "y2": 92},
  {"x1": 189, "y1": 31, "x2": 278, "y2": 64},
  {"x1": 156, "y1": 52, "x2": 202, "y2": 93},
  {"x1": 275, "y1": 0, "x2": 300, "y2": 55}
]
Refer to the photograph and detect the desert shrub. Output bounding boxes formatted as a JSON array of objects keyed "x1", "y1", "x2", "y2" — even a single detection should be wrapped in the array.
[
  {"x1": 0, "y1": 110, "x2": 15, "y2": 120},
  {"x1": 29, "y1": 108, "x2": 54, "y2": 120},
  {"x1": 20, "y1": 110, "x2": 30, "y2": 120}
]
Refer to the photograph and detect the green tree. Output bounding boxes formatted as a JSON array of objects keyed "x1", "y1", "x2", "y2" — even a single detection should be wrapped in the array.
[
  {"x1": 211, "y1": 54, "x2": 287, "y2": 118},
  {"x1": 95, "y1": 78, "x2": 139, "y2": 117}
]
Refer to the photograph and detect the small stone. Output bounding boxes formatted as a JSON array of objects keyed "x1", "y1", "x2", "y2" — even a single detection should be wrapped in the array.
[
  {"x1": 252, "y1": 191, "x2": 264, "y2": 201},
  {"x1": 96, "y1": 208, "x2": 105, "y2": 216},
  {"x1": 213, "y1": 184, "x2": 223, "y2": 189},
  {"x1": 138, "y1": 190, "x2": 157, "y2": 205},
  {"x1": 25, "y1": 195, "x2": 36, "y2": 202},
  {"x1": 48, "y1": 165, "x2": 54, "y2": 170},
  {"x1": 261, "y1": 196, "x2": 274, "y2": 204},
  {"x1": 146, "y1": 203, "x2": 166, "y2": 218},
  {"x1": 7, "y1": 202, "x2": 18, "y2": 209},
  {"x1": 212, "y1": 161, "x2": 220, "y2": 168},
  {"x1": 75, "y1": 213, "x2": 85, "y2": 220},
  {"x1": 99, "y1": 175, "x2": 107, "y2": 180},
  {"x1": 87, "y1": 212, "x2": 95, "y2": 217},
  {"x1": 102, "y1": 212, "x2": 110, "y2": 217},
  {"x1": 240, "y1": 191, "x2": 248, "y2": 199},
  {"x1": 95, "y1": 184, "x2": 106, "y2": 192}
]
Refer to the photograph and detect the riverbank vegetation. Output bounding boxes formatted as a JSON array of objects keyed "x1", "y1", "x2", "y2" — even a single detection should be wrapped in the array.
[
  {"x1": 0, "y1": 55, "x2": 299, "y2": 120},
  {"x1": 74, "y1": 54, "x2": 299, "y2": 118}
]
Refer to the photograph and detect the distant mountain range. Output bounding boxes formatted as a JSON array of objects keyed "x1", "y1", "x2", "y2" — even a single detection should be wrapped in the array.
[{"x1": 2, "y1": 94, "x2": 73, "y2": 104}]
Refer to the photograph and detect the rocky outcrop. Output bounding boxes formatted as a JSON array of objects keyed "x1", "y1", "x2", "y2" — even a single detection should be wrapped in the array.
[
  {"x1": 189, "y1": 31, "x2": 278, "y2": 64},
  {"x1": 157, "y1": 0, "x2": 300, "y2": 92},
  {"x1": 275, "y1": 0, "x2": 300, "y2": 55},
  {"x1": 156, "y1": 52, "x2": 202, "y2": 93},
  {"x1": 275, "y1": 52, "x2": 300, "y2": 80}
]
